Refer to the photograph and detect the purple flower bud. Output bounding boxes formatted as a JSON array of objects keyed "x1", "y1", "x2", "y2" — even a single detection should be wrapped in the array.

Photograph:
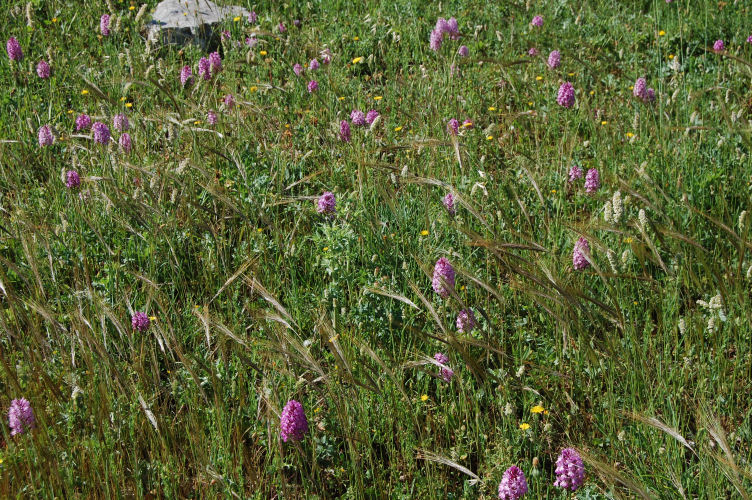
[
  {"x1": 458, "y1": 45, "x2": 469, "y2": 57},
  {"x1": 321, "y1": 49, "x2": 332, "y2": 64},
  {"x1": 66, "y1": 170, "x2": 81, "y2": 189},
  {"x1": 434, "y1": 352, "x2": 454, "y2": 382},
  {"x1": 447, "y1": 118, "x2": 460, "y2": 135},
  {"x1": 8, "y1": 398, "x2": 34, "y2": 436},
  {"x1": 432, "y1": 257, "x2": 455, "y2": 298},
  {"x1": 633, "y1": 77, "x2": 648, "y2": 100},
  {"x1": 131, "y1": 311, "x2": 150, "y2": 332},
  {"x1": 713, "y1": 39, "x2": 725, "y2": 52},
  {"x1": 547, "y1": 50, "x2": 561, "y2": 69},
  {"x1": 248, "y1": 11, "x2": 258, "y2": 23},
  {"x1": 223, "y1": 94, "x2": 235, "y2": 109},
  {"x1": 198, "y1": 57, "x2": 211, "y2": 80},
  {"x1": 76, "y1": 114, "x2": 92, "y2": 132},
  {"x1": 646, "y1": 88, "x2": 655, "y2": 102},
  {"x1": 246, "y1": 36, "x2": 258, "y2": 47},
  {"x1": 309, "y1": 58, "x2": 319, "y2": 71},
  {"x1": 531, "y1": 15, "x2": 543, "y2": 27},
  {"x1": 365, "y1": 110, "x2": 380, "y2": 125},
  {"x1": 443, "y1": 192, "x2": 456, "y2": 216},
  {"x1": 572, "y1": 237, "x2": 590, "y2": 271},
  {"x1": 340, "y1": 120, "x2": 351, "y2": 142},
  {"x1": 554, "y1": 448, "x2": 585, "y2": 491},
  {"x1": 101, "y1": 14, "x2": 111, "y2": 36},
  {"x1": 747, "y1": 35, "x2": 752, "y2": 44},
  {"x1": 429, "y1": 29, "x2": 443, "y2": 51},
  {"x1": 280, "y1": 399, "x2": 308, "y2": 442},
  {"x1": 456, "y1": 309, "x2": 477, "y2": 333},
  {"x1": 528, "y1": 47, "x2": 539, "y2": 56},
  {"x1": 350, "y1": 110, "x2": 366, "y2": 126},
  {"x1": 498, "y1": 465, "x2": 528, "y2": 500},
  {"x1": 568, "y1": 165, "x2": 583, "y2": 182},
  {"x1": 113, "y1": 113, "x2": 129, "y2": 132},
  {"x1": 207, "y1": 110, "x2": 218, "y2": 125},
  {"x1": 38, "y1": 125, "x2": 54, "y2": 147},
  {"x1": 221, "y1": 30, "x2": 231, "y2": 41},
  {"x1": 317, "y1": 191, "x2": 336, "y2": 215},
  {"x1": 307, "y1": 80, "x2": 318, "y2": 93},
  {"x1": 36, "y1": 60, "x2": 50, "y2": 79},
  {"x1": 209, "y1": 51, "x2": 222, "y2": 74},
  {"x1": 293, "y1": 63, "x2": 303, "y2": 76},
  {"x1": 278, "y1": 22, "x2": 286, "y2": 33},
  {"x1": 557, "y1": 82, "x2": 575, "y2": 108},
  {"x1": 6, "y1": 37, "x2": 23, "y2": 61},
  {"x1": 119, "y1": 132, "x2": 132, "y2": 153},
  {"x1": 92, "y1": 122, "x2": 110, "y2": 144},
  {"x1": 584, "y1": 168, "x2": 600, "y2": 193},
  {"x1": 180, "y1": 65, "x2": 193, "y2": 87},
  {"x1": 293, "y1": 19, "x2": 301, "y2": 28}
]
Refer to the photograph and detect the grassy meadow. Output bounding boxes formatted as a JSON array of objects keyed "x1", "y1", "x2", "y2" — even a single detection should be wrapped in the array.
[{"x1": 1, "y1": 0, "x2": 752, "y2": 497}]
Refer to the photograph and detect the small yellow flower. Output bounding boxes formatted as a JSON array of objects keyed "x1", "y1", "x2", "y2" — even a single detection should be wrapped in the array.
[
  {"x1": 528, "y1": 101, "x2": 534, "y2": 106},
  {"x1": 633, "y1": 300, "x2": 638, "y2": 305},
  {"x1": 625, "y1": 237, "x2": 633, "y2": 244},
  {"x1": 668, "y1": 54, "x2": 675, "y2": 60},
  {"x1": 260, "y1": 50, "x2": 267, "y2": 56},
  {"x1": 394, "y1": 126, "x2": 403, "y2": 131},
  {"x1": 233, "y1": 16, "x2": 241, "y2": 22},
  {"x1": 601, "y1": 120, "x2": 608, "y2": 125},
  {"x1": 314, "y1": 407, "x2": 321, "y2": 413},
  {"x1": 460, "y1": 285, "x2": 466, "y2": 291},
  {"x1": 659, "y1": 30, "x2": 666, "y2": 36},
  {"x1": 626, "y1": 132, "x2": 634, "y2": 138},
  {"x1": 531, "y1": 405, "x2": 545, "y2": 414},
  {"x1": 284, "y1": 124, "x2": 290, "y2": 128},
  {"x1": 250, "y1": 86, "x2": 258, "y2": 92},
  {"x1": 149, "y1": 316, "x2": 157, "y2": 321},
  {"x1": 589, "y1": 90, "x2": 595, "y2": 95},
  {"x1": 420, "y1": 394, "x2": 429, "y2": 402},
  {"x1": 420, "y1": 230, "x2": 429, "y2": 236},
  {"x1": 81, "y1": 89, "x2": 89, "y2": 95},
  {"x1": 462, "y1": 121, "x2": 473, "y2": 128},
  {"x1": 352, "y1": 56, "x2": 363, "y2": 64},
  {"x1": 567, "y1": 72, "x2": 575, "y2": 76},
  {"x1": 120, "y1": 96, "x2": 126, "y2": 101},
  {"x1": 550, "y1": 189, "x2": 557, "y2": 194},
  {"x1": 374, "y1": 95, "x2": 383, "y2": 100},
  {"x1": 536, "y1": 75, "x2": 543, "y2": 81},
  {"x1": 67, "y1": 109, "x2": 73, "y2": 114},
  {"x1": 488, "y1": 106, "x2": 496, "y2": 111},
  {"x1": 353, "y1": 36, "x2": 360, "y2": 41},
  {"x1": 129, "y1": 6, "x2": 135, "y2": 10},
  {"x1": 257, "y1": 228, "x2": 263, "y2": 233},
  {"x1": 323, "y1": 246, "x2": 329, "y2": 251},
  {"x1": 519, "y1": 423, "x2": 530, "y2": 430},
  {"x1": 194, "y1": 120, "x2": 200, "y2": 125},
  {"x1": 52, "y1": 17, "x2": 58, "y2": 23},
  {"x1": 125, "y1": 102, "x2": 133, "y2": 108},
  {"x1": 338, "y1": 96, "x2": 345, "y2": 101},
  {"x1": 486, "y1": 135, "x2": 493, "y2": 140}
]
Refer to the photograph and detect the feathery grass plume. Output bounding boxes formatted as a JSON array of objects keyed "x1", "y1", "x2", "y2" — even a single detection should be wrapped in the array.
[
  {"x1": 554, "y1": 448, "x2": 585, "y2": 491},
  {"x1": 25, "y1": 2, "x2": 33, "y2": 27},
  {"x1": 433, "y1": 352, "x2": 454, "y2": 382},
  {"x1": 498, "y1": 465, "x2": 528, "y2": 499},
  {"x1": 612, "y1": 191, "x2": 623, "y2": 222},
  {"x1": 572, "y1": 237, "x2": 590, "y2": 271},
  {"x1": 557, "y1": 82, "x2": 575, "y2": 108},
  {"x1": 38, "y1": 125, "x2": 54, "y2": 146},
  {"x1": 279, "y1": 399, "x2": 308, "y2": 442},
  {"x1": 8, "y1": 398, "x2": 34, "y2": 436},
  {"x1": 432, "y1": 257, "x2": 455, "y2": 298},
  {"x1": 135, "y1": 4, "x2": 147, "y2": 24}
]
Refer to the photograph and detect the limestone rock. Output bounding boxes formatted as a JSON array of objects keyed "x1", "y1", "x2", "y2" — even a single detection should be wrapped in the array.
[{"x1": 146, "y1": 0, "x2": 249, "y2": 49}]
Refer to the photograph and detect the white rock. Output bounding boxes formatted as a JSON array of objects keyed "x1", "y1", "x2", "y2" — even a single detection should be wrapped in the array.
[{"x1": 146, "y1": 0, "x2": 249, "y2": 49}]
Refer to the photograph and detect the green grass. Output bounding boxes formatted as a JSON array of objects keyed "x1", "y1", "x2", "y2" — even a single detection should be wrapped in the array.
[{"x1": 1, "y1": 0, "x2": 752, "y2": 497}]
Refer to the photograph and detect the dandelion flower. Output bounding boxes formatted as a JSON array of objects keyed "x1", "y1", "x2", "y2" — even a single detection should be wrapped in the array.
[
  {"x1": 280, "y1": 399, "x2": 308, "y2": 442},
  {"x1": 6, "y1": 37, "x2": 23, "y2": 61},
  {"x1": 432, "y1": 257, "x2": 455, "y2": 298},
  {"x1": 38, "y1": 125, "x2": 54, "y2": 147},
  {"x1": 434, "y1": 352, "x2": 454, "y2": 382},
  {"x1": 131, "y1": 311, "x2": 150, "y2": 332},
  {"x1": 498, "y1": 465, "x2": 528, "y2": 500},
  {"x1": 317, "y1": 191, "x2": 336, "y2": 215},
  {"x1": 554, "y1": 448, "x2": 585, "y2": 491},
  {"x1": 8, "y1": 398, "x2": 34, "y2": 436},
  {"x1": 572, "y1": 237, "x2": 590, "y2": 271}
]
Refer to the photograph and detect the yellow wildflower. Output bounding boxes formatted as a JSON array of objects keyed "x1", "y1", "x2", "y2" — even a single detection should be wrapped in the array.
[
  {"x1": 531, "y1": 405, "x2": 545, "y2": 414},
  {"x1": 352, "y1": 56, "x2": 363, "y2": 64},
  {"x1": 420, "y1": 394, "x2": 429, "y2": 402},
  {"x1": 519, "y1": 423, "x2": 530, "y2": 430}
]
